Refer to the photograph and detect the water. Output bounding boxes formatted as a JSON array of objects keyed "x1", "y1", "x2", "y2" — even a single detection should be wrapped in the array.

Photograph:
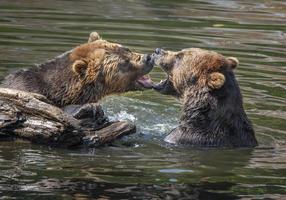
[{"x1": 0, "y1": 0, "x2": 286, "y2": 199}]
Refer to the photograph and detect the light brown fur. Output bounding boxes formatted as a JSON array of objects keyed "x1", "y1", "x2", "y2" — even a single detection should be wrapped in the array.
[
  {"x1": 152, "y1": 48, "x2": 257, "y2": 147},
  {"x1": 2, "y1": 32, "x2": 154, "y2": 107},
  {"x1": 157, "y1": 48, "x2": 235, "y2": 96}
]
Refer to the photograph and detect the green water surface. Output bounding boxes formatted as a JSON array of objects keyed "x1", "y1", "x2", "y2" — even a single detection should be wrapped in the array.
[{"x1": 0, "y1": 0, "x2": 286, "y2": 199}]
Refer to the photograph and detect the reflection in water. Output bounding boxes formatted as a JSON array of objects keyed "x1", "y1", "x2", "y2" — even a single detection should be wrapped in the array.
[
  {"x1": 0, "y1": 0, "x2": 286, "y2": 199},
  {"x1": 0, "y1": 141, "x2": 254, "y2": 199},
  {"x1": 24, "y1": 179, "x2": 238, "y2": 199}
]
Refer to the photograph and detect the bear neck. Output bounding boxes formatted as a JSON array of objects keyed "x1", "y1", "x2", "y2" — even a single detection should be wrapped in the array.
[
  {"x1": 35, "y1": 51, "x2": 103, "y2": 107},
  {"x1": 177, "y1": 79, "x2": 257, "y2": 147}
]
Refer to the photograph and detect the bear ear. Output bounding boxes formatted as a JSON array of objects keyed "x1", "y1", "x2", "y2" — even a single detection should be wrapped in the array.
[
  {"x1": 72, "y1": 60, "x2": 88, "y2": 77},
  {"x1": 88, "y1": 32, "x2": 101, "y2": 43},
  {"x1": 207, "y1": 72, "x2": 225, "y2": 90},
  {"x1": 227, "y1": 57, "x2": 239, "y2": 70}
]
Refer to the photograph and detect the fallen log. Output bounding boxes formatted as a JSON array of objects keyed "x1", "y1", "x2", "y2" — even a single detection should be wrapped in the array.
[
  {"x1": 0, "y1": 88, "x2": 136, "y2": 147},
  {"x1": 82, "y1": 121, "x2": 136, "y2": 147}
]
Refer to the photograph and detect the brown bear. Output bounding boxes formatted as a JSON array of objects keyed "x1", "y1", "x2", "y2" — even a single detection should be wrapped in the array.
[
  {"x1": 1, "y1": 32, "x2": 154, "y2": 107},
  {"x1": 151, "y1": 48, "x2": 258, "y2": 148}
]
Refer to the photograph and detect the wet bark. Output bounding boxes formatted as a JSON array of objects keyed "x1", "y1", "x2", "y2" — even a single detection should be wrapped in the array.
[{"x1": 0, "y1": 88, "x2": 136, "y2": 148}]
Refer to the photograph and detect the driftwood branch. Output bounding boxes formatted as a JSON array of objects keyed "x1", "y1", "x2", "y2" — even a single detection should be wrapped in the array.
[
  {"x1": 0, "y1": 88, "x2": 136, "y2": 147},
  {"x1": 83, "y1": 121, "x2": 136, "y2": 147}
]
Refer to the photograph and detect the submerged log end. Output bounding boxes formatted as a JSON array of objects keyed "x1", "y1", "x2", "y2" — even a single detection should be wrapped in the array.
[{"x1": 83, "y1": 121, "x2": 136, "y2": 147}]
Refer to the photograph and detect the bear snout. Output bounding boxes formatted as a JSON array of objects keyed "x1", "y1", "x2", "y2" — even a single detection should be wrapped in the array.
[
  {"x1": 154, "y1": 48, "x2": 163, "y2": 55},
  {"x1": 141, "y1": 54, "x2": 154, "y2": 74},
  {"x1": 152, "y1": 48, "x2": 167, "y2": 68},
  {"x1": 142, "y1": 54, "x2": 154, "y2": 65}
]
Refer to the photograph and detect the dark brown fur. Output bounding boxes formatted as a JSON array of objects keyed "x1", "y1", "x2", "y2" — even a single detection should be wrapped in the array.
[
  {"x1": 152, "y1": 48, "x2": 258, "y2": 148},
  {"x1": 1, "y1": 33, "x2": 153, "y2": 107}
]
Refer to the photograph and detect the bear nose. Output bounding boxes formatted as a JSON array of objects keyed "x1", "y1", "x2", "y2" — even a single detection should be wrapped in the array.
[
  {"x1": 146, "y1": 54, "x2": 151, "y2": 62},
  {"x1": 155, "y1": 48, "x2": 162, "y2": 55},
  {"x1": 143, "y1": 54, "x2": 153, "y2": 64}
]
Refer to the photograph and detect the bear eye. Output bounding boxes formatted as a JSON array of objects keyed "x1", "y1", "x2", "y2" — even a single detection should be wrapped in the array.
[
  {"x1": 122, "y1": 47, "x2": 131, "y2": 52},
  {"x1": 174, "y1": 53, "x2": 184, "y2": 67},
  {"x1": 176, "y1": 52, "x2": 184, "y2": 59},
  {"x1": 118, "y1": 59, "x2": 131, "y2": 72}
]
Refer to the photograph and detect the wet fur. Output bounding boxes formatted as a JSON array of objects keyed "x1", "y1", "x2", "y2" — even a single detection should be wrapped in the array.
[
  {"x1": 153, "y1": 48, "x2": 258, "y2": 147},
  {"x1": 1, "y1": 35, "x2": 153, "y2": 107}
]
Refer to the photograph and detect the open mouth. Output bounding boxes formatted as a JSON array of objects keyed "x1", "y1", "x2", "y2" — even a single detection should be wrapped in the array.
[
  {"x1": 136, "y1": 74, "x2": 169, "y2": 91},
  {"x1": 137, "y1": 49, "x2": 175, "y2": 94},
  {"x1": 136, "y1": 75, "x2": 155, "y2": 89},
  {"x1": 152, "y1": 76, "x2": 169, "y2": 91},
  {"x1": 136, "y1": 52, "x2": 169, "y2": 90}
]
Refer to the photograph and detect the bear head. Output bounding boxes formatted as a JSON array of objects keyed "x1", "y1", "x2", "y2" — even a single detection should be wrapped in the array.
[
  {"x1": 152, "y1": 47, "x2": 239, "y2": 98},
  {"x1": 68, "y1": 32, "x2": 154, "y2": 103}
]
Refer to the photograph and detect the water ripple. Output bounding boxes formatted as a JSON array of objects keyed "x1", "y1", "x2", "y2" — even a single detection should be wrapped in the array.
[{"x1": 0, "y1": 0, "x2": 286, "y2": 199}]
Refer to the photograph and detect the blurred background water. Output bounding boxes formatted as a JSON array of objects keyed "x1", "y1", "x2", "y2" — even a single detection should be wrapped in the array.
[{"x1": 0, "y1": 0, "x2": 286, "y2": 199}]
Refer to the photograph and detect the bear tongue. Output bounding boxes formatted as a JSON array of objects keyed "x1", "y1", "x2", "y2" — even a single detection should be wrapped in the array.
[{"x1": 136, "y1": 75, "x2": 154, "y2": 88}]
